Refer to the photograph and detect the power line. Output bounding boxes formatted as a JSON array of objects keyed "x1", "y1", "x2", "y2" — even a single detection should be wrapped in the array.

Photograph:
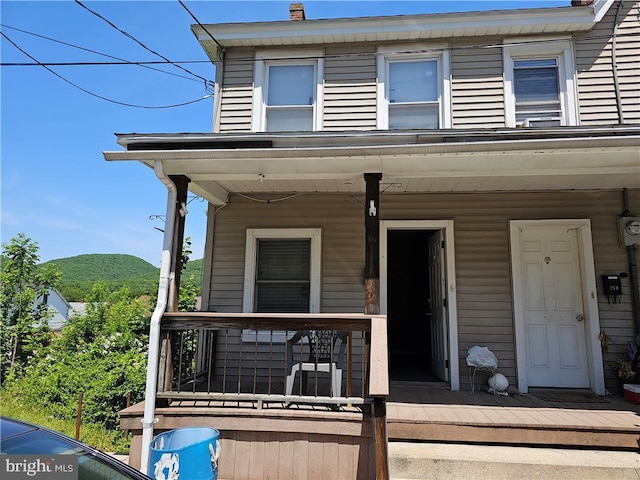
[
  {"x1": 178, "y1": 1, "x2": 226, "y2": 55},
  {"x1": 1, "y1": 32, "x2": 212, "y2": 109},
  {"x1": 0, "y1": 23, "x2": 203, "y2": 83},
  {"x1": 2, "y1": 60, "x2": 210, "y2": 67},
  {"x1": 73, "y1": 0, "x2": 214, "y2": 93},
  {"x1": 2, "y1": 20, "x2": 635, "y2": 70},
  {"x1": 137, "y1": 31, "x2": 635, "y2": 65},
  {"x1": 3, "y1": 28, "x2": 635, "y2": 69}
]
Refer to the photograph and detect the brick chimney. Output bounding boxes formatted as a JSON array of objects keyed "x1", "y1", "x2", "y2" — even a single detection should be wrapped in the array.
[
  {"x1": 290, "y1": 3, "x2": 305, "y2": 21},
  {"x1": 571, "y1": 0, "x2": 593, "y2": 6}
]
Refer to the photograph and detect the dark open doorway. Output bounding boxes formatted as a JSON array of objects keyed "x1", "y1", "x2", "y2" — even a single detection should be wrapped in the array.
[{"x1": 387, "y1": 229, "x2": 444, "y2": 383}]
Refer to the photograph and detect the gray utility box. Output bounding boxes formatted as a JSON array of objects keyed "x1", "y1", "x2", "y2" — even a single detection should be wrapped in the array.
[{"x1": 618, "y1": 216, "x2": 640, "y2": 247}]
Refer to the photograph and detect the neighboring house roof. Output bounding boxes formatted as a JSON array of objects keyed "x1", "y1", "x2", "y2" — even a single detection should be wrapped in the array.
[
  {"x1": 48, "y1": 303, "x2": 86, "y2": 332},
  {"x1": 42, "y1": 289, "x2": 71, "y2": 332},
  {"x1": 193, "y1": 0, "x2": 615, "y2": 60},
  {"x1": 69, "y1": 302, "x2": 87, "y2": 318}
]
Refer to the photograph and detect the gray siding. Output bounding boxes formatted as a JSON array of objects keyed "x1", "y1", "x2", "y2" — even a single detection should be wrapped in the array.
[
  {"x1": 451, "y1": 40, "x2": 505, "y2": 128},
  {"x1": 206, "y1": 190, "x2": 639, "y2": 391},
  {"x1": 575, "y1": 1, "x2": 640, "y2": 125},
  {"x1": 215, "y1": 4, "x2": 640, "y2": 132},
  {"x1": 207, "y1": 194, "x2": 365, "y2": 388},
  {"x1": 323, "y1": 45, "x2": 377, "y2": 131},
  {"x1": 218, "y1": 48, "x2": 254, "y2": 132}
]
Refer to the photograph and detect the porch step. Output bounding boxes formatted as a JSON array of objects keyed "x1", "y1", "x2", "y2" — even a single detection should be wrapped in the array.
[{"x1": 389, "y1": 442, "x2": 640, "y2": 480}]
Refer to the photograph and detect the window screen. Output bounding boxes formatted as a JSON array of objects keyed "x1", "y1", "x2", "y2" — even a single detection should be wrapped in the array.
[
  {"x1": 514, "y1": 58, "x2": 561, "y2": 122},
  {"x1": 255, "y1": 239, "x2": 311, "y2": 313}
]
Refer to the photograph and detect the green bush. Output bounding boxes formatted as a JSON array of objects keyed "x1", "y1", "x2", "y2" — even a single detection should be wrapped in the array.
[{"x1": 11, "y1": 284, "x2": 149, "y2": 430}]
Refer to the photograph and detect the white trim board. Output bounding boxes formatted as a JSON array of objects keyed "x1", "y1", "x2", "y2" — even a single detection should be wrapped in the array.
[
  {"x1": 509, "y1": 219, "x2": 604, "y2": 395},
  {"x1": 380, "y1": 220, "x2": 459, "y2": 391},
  {"x1": 242, "y1": 227, "x2": 322, "y2": 342}
]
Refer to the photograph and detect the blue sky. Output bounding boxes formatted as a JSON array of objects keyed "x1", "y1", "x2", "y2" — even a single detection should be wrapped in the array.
[{"x1": 1, "y1": 0, "x2": 568, "y2": 266}]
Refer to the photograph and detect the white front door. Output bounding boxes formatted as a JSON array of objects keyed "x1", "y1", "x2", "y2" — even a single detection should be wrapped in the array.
[
  {"x1": 519, "y1": 226, "x2": 589, "y2": 387},
  {"x1": 428, "y1": 230, "x2": 448, "y2": 382}
]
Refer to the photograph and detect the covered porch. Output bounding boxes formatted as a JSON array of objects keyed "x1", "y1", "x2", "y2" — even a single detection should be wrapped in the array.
[
  {"x1": 118, "y1": 308, "x2": 639, "y2": 479},
  {"x1": 106, "y1": 126, "x2": 640, "y2": 479}
]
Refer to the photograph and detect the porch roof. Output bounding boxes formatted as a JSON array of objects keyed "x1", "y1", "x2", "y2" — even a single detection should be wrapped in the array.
[{"x1": 103, "y1": 125, "x2": 640, "y2": 206}]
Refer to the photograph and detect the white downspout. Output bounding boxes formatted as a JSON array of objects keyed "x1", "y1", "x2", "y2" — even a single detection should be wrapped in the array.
[{"x1": 139, "y1": 161, "x2": 177, "y2": 474}]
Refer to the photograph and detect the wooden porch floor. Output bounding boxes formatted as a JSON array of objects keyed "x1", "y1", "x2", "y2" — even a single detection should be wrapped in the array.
[
  {"x1": 385, "y1": 383, "x2": 640, "y2": 449},
  {"x1": 121, "y1": 384, "x2": 640, "y2": 478},
  {"x1": 123, "y1": 383, "x2": 640, "y2": 452}
]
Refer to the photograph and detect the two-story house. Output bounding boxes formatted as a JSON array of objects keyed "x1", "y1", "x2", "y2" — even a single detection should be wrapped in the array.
[{"x1": 107, "y1": 1, "x2": 640, "y2": 478}]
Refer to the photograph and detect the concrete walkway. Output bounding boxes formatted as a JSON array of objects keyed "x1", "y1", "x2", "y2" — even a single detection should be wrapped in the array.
[{"x1": 389, "y1": 442, "x2": 640, "y2": 480}]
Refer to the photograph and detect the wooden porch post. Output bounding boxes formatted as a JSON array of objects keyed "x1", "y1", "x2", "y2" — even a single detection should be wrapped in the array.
[
  {"x1": 168, "y1": 175, "x2": 190, "y2": 312},
  {"x1": 364, "y1": 172, "x2": 381, "y2": 316},
  {"x1": 364, "y1": 172, "x2": 389, "y2": 480}
]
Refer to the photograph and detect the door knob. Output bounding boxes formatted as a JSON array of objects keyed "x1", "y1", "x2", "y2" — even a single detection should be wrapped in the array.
[{"x1": 576, "y1": 314, "x2": 585, "y2": 322}]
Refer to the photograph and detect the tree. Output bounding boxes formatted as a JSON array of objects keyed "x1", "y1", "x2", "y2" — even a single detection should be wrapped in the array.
[
  {"x1": 178, "y1": 237, "x2": 200, "y2": 312},
  {"x1": 0, "y1": 234, "x2": 61, "y2": 380}
]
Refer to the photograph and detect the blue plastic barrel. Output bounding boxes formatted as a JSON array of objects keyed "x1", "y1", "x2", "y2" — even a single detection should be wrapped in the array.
[{"x1": 148, "y1": 427, "x2": 220, "y2": 480}]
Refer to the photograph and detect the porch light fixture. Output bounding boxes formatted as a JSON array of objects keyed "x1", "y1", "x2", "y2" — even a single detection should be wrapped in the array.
[
  {"x1": 179, "y1": 202, "x2": 188, "y2": 217},
  {"x1": 369, "y1": 200, "x2": 377, "y2": 217}
]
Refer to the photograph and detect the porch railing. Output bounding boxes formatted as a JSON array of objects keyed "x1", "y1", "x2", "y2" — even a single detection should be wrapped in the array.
[{"x1": 156, "y1": 312, "x2": 388, "y2": 407}]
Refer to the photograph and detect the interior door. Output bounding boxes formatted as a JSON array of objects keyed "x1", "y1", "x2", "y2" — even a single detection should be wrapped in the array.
[
  {"x1": 520, "y1": 226, "x2": 589, "y2": 387},
  {"x1": 428, "y1": 230, "x2": 448, "y2": 381}
]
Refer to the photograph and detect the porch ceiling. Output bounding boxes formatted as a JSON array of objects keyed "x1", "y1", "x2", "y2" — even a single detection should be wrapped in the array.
[{"x1": 104, "y1": 127, "x2": 640, "y2": 205}]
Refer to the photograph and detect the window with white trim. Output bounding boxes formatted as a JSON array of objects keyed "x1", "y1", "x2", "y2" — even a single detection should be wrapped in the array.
[
  {"x1": 503, "y1": 39, "x2": 578, "y2": 127},
  {"x1": 254, "y1": 238, "x2": 311, "y2": 313},
  {"x1": 243, "y1": 228, "x2": 322, "y2": 342},
  {"x1": 252, "y1": 50, "x2": 323, "y2": 132},
  {"x1": 377, "y1": 45, "x2": 451, "y2": 130}
]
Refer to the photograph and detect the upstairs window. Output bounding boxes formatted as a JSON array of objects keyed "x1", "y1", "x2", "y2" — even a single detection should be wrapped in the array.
[
  {"x1": 266, "y1": 64, "x2": 315, "y2": 132},
  {"x1": 377, "y1": 44, "x2": 451, "y2": 130},
  {"x1": 388, "y1": 59, "x2": 440, "y2": 129},
  {"x1": 503, "y1": 39, "x2": 578, "y2": 127},
  {"x1": 513, "y1": 58, "x2": 562, "y2": 126},
  {"x1": 253, "y1": 50, "x2": 323, "y2": 132}
]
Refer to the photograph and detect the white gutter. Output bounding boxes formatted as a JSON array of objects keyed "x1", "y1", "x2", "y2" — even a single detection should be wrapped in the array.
[
  {"x1": 593, "y1": 0, "x2": 616, "y2": 23},
  {"x1": 139, "y1": 161, "x2": 177, "y2": 475}
]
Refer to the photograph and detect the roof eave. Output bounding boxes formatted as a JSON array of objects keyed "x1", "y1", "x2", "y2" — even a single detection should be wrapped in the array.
[{"x1": 193, "y1": 3, "x2": 613, "y2": 60}]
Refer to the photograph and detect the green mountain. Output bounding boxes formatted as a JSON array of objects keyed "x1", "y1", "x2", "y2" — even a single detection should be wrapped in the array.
[
  {"x1": 41, "y1": 254, "x2": 203, "y2": 302},
  {"x1": 43, "y1": 254, "x2": 158, "y2": 282},
  {"x1": 182, "y1": 258, "x2": 203, "y2": 281}
]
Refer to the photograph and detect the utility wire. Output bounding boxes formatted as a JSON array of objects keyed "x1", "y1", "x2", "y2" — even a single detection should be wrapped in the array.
[
  {"x1": 178, "y1": 1, "x2": 226, "y2": 55},
  {"x1": 2, "y1": 22, "x2": 635, "y2": 69},
  {"x1": 73, "y1": 0, "x2": 214, "y2": 92},
  {"x1": 0, "y1": 24, "x2": 204, "y2": 82},
  {"x1": 1, "y1": 31, "x2": 212, "y2": 109},
  {"x1": 5, "y1": 29, "x2": 636, "y2": 68},
  {"x1": 2, "y1": 60, "x2": 210, "y2": 67},
  {"x1": 127, "y1": 31, "x2": 634, "y2": 65}
]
